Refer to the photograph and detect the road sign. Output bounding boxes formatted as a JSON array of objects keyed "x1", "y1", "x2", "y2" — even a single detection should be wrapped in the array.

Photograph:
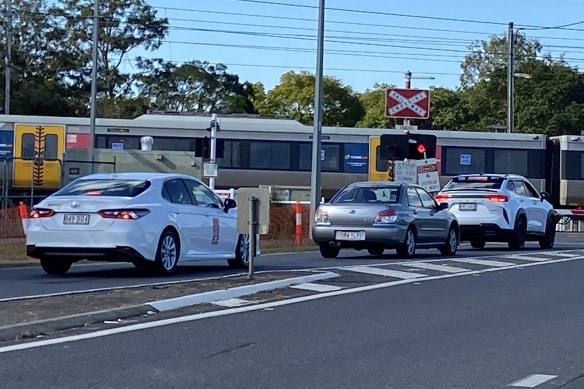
[
  {"x1": 394, "y1": 161, "x2": 417, "y2": 184},
  {"x1": 415, "y1": 158, "x2": 440, "y2": 192},
  {"x1": 385, "y1": 88, "x2": 431, "y2": 119}
]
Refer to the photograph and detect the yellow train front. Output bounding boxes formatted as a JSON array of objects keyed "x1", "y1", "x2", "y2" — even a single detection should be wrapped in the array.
[{"x1": 0, "y1": 123, "x2": 65, "y2": 204}]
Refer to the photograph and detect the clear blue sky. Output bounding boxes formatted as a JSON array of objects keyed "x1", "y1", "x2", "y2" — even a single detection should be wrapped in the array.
[{"x1": 136, "y1": 0, "x2": 584, "y2": 93}]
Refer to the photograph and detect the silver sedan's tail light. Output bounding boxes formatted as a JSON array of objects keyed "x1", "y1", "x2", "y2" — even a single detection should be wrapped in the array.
[
  {"x1": 315, "y1": 208, "x2": 331, "y2": 224},
  {"x1": 374, "y1": 209, "x2": 397, "y2": 224}
]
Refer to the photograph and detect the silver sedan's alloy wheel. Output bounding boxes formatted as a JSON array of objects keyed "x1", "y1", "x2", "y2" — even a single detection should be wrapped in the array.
[
  {"x1": 405, "y1": 230, "x2": 416, "y2": 256},
  {"x1": 239, "y1": 234, "x2": 250, "y2": 265},
  {"x1": 160, "y1": 234, "x2": 178, "y2": 271},
  {"x1": 448, "y1": 229, "x2": 458, "y2": 253}
]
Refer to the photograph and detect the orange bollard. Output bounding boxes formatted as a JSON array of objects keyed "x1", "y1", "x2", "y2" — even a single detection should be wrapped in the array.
[
  {"x1": 294, "y1": 201, "x2": 302, "y2": 246},
  {"x1": 18, "y1": 201, "x2": 29, "y2": 236}
]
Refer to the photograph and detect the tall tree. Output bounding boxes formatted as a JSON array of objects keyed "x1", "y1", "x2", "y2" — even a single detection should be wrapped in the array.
[
  {"x1": 48, "y1": 0, "x2": 168, "y2": 99},
  {"x1": 264, "y1": 71, "x2": 364, "y2": 126},
  {"x1": 460, "y1": 31, "x2": 541, "y2": 89},
  {"x1": 135, "y1": 59, "x2": 256, "y2": 114},
  {"x1": 355, "y1": 83, "x2": 396, "y2": 128}
]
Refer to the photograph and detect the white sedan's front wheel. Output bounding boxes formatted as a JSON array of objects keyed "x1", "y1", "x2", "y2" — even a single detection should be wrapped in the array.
[{"x1": 228, "y1": 234, "x2": 250, "y2": 268}]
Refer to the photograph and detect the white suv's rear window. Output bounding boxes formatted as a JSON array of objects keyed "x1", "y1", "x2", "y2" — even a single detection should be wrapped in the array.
[
  {"x1": 54, "y1": 179, "x2": 151, "y2": 197},
  {"x1": 443, "y1": 176, "x2": 504, "y2": 190}
]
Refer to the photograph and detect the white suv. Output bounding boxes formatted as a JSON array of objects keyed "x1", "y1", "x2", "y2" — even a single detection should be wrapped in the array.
[{"x1": 435, "y1": 174, "x2": 556, "y2": 250}]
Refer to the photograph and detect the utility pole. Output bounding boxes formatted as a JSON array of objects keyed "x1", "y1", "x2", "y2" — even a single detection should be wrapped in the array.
[
  {"x1": 404, "y1": 71, "x2": 412, "y2": 127},
  {"x1": 88, "y1": 0, "x2": 99, "y2": 173},
  {"x1": 4, "y1": 0, "x2": 11, "y2": 115},
  {"x1": 310, "y1": 0, "x2": 325, "y2": 234},
  {"x1": 209, "y1": 112, "x2": 218, "y2": 190},
  {"x1": 507, "y1": 21, "x2": 514, "y2": 134}
]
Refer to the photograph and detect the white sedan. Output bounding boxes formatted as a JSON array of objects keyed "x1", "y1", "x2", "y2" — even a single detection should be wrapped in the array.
[{"x1": 26, "y1": 172, "x2": 256, "y2": 275}]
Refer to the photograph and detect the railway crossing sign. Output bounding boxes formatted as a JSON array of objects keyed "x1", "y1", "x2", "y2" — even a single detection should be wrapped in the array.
[{"x1": 385, "y1": 88, "x2": 431, "y2": 119}]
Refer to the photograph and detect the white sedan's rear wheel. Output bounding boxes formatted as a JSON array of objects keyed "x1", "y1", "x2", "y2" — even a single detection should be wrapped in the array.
[
  {"x1": 40, "y1": 258, "x2": 73, "y2": 275},
  {"x1": 155, "y1": 230, "x2": 180, "y2": 274}
]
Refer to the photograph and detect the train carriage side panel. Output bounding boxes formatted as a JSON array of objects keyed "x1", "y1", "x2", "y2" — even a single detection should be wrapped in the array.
[{"x1": 14, "y1": 124, "x2": 64, "y2": 189}]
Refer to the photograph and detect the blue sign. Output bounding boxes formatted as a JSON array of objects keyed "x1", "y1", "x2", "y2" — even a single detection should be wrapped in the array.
[
  {"x1": 0, "y1": 130, "x2": 13, "y2": 159},
  {"x1": 459, "y1": 154, "x2": 471, "y2": 166},
  {"x1": 344, "y1": 143, "x2": 368, "y2": 173},
  {"x1": 111, "y1": 142, "x2": 124, "y2": 150}
]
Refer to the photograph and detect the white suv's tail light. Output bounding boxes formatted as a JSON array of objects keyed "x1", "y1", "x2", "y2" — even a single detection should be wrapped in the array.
[
  {"x1": 374, "y1": 209, "x2": 397, "y2": 224},
  {"x1": 487, "y1": 194, "x2": 508, "y2": 202},
  {"x1": 315, "y1": 208, "x2": 330, "y2": 224},
  {"x1": 97, "y1": 209, "x2": 150, "y2": 220}
]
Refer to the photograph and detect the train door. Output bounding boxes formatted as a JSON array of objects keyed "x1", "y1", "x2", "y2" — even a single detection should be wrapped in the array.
[
  {"x1": 368, "y1": 136, "x2": 390, "y2": 181},
  {"x1": 14, "y1": 124, "x2": 64, "y2": 189}
]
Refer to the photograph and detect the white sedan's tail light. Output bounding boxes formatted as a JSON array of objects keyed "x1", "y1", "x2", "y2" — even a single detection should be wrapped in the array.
[
  {"x1": 29, "y1": 208, "x2": 56, "y2": 218},
  {"x1": 97, "y1": 209, "x2": 150, "y2": 220},
  {"x1": 374, "y1": 209, "x2": 397, "y2": 224},
  {"x1": 315, "y1": 208, "x2": 330, "y2": 224}
]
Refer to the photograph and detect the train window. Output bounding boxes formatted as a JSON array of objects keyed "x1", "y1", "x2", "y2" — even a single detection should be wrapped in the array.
[
  {"x1": 376, "y1": 145, "x2": 389, "y2": 172},
  {"x1": 22, "y1": 134, "x2": 35, "y2": 159},
  {"x1": 494, "y1": 150, "x2": 528, "y2": 176},
  {"x1": 219, "y1": 140, "x2": 241, "y2": 168},
  {"x1": 44, "y1": 134, "x2": 58, "y2": 160},
  {"x1": 152, "y1": 137, "x2": 196, "y2": 152},
  {"x1": 562, "y1": 151, "x2": 584, "y2": 180},
  {"x1": 299, "y1": 144, "x2": 311, "y2": 170},
  {"x1": 443, "y1": 148, "x2": 486, "y2": 175},
  {"x1": 322, "y1": 144, "x2": 341, "y2": 172},
  {"x1": 249, "y1": 141, "x2": 290, "y2": 169}
]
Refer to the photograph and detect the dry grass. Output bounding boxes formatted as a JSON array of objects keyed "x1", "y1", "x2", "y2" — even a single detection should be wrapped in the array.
[{"x1": 259, "y1": 238, "x2": 318, "y2": 254}]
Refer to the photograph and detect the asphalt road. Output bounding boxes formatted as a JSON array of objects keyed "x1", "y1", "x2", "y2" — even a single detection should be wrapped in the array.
[
  {"x1": 1, "y1": 233, "x2": 583, "y2": 300},
  {"x1": 3, "y1": 252, "x2": 584, "y2": 388}
]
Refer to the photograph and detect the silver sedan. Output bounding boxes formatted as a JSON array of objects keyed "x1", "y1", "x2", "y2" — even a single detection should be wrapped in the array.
[{"x1": 312, "y1": 181, "x2": 459, "y2": 259}]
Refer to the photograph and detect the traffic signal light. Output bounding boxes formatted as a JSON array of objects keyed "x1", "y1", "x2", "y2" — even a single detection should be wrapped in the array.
[
  {"x1": 407, "y1": 134, "x2": 436, "y2": 160},
  {"x1": 380, "y1": 133, "x2": 436, "y2": 160}
]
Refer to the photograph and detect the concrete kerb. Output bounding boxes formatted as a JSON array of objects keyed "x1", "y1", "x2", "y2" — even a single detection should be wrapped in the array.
[
  {"x1": 147, "y1": 271, "x2": 340, "y2": 311},
  {"x1": 0, "y1": 271, "x2": 339, "y2": 342}
]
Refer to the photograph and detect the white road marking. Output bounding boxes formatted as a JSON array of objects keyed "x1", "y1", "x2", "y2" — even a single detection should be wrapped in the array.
[
  {"x1": 505, "y1": 255, "x2": 553, "y2": 262},
  {"x1": 212, "y1": 298, "x2": 254, "y2": 307},
  {"x1": 402, "y1": 263, "x2": 470, "y2": 274},
  {"x1": 1, "y1": 255, "x2": 583, "y2": 354},
  {"x1": 290, "y1": 283, "x2": 342, "y2": 292},
  {"x1": 510, "y1": 374, "x2": 557, "y2": 387},
  {"x1": 450, "y1": 258, "x2": 515, "y2": 267},
  {"x1": 548, "y1": 252, "x2": 582, "y2": 258},
  {"x1": 343, "y1": 266, "x2": 426, "y2": 279}
]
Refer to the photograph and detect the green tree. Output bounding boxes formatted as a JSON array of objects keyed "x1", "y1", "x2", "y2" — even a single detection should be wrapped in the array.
[
  {"x1": 355, "y1": 83, "x2": 396, "y2": 128},
  {"x1": 460, "y1": 31, "x2": 541, "y2": 88},
  {"x1": 48, "y1": 0, "x2": 168, "y2": 99},
  {"x1": 136, "y1": 59, "x2": 256, "y2": 113},
  {"x1": 265, "y1": 71, "x2": 364, "y2": 126}
]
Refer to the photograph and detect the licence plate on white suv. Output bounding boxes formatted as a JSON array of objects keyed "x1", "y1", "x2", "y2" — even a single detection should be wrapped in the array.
[
  {"x1": 335, "y1": 231, "x2": 366, "y2": 241},
  {"x1": 63, "y1": 214, "x2": 90, "y2": 225},
  {"x1": 459, "y1": 203, "x2": 476, "y2": 211}
]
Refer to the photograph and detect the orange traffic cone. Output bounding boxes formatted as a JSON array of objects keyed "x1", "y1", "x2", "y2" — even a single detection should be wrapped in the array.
[{"x1": 18, "y1": 201, "x2": 29, "y2": 236}]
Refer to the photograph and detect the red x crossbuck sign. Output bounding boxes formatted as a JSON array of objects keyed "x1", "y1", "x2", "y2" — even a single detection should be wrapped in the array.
[{"x1": 385, "y1": 88, "x2": 431, "y2": 119}]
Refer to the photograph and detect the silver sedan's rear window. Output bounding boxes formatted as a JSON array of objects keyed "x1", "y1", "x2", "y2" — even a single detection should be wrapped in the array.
[
  {"x1": 54, "y1": 179, "x2": 151, "y2": 197},
  {"x1": 333, "y1": 186, "x2": 400, "y2": 204}
]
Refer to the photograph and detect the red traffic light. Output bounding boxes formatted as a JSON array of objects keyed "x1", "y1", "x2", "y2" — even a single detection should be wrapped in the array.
[{"x1": 417, "y1": 144, "x2": 426, "y2": 154}]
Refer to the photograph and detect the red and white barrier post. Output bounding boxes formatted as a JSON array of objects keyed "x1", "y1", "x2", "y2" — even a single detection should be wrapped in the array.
[
  {"x1": 18, "y1": 201, "x2": 29, "y2": 236},
  {"x1": 295, "y1": 201, "x2": 302, "y2": 246}
]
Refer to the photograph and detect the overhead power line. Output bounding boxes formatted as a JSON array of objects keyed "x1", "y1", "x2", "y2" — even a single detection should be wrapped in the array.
[{"x1": 230, "y1": 0, "x2": 508, "y2": 26}]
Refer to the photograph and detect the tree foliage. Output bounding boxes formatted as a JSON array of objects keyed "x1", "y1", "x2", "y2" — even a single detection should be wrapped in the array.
[{"x1": 264, "y1": 71, "x2": 364, "y2": 126}]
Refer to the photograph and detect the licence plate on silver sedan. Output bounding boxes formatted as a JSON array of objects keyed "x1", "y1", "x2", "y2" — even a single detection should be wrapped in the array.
[
  {"x1": 335, "y1": 231, "x2": 366, "y2": 241},
  {"x1": 459, "y1": 203, "x2": 476, "y2": 211},
  {"x1": 63, "y1": 214, "x2": 90, "y2": 225}
]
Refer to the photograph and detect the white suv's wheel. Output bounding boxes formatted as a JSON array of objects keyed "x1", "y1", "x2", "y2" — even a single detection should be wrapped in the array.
[
  {"x1": 508, "y1": 215, "x2": 527, "y2": 250},
  {"x1": 539, "y1": 217, "x2": 556, "y2": 249}
]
